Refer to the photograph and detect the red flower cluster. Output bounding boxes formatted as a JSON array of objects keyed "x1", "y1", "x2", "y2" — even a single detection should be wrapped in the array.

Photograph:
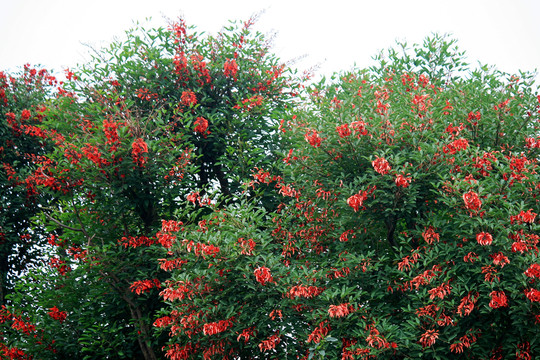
[
  {"x1": 347, "y1": 187, "x2": 374, "y2": 212},
  {"x1": 131, "y1": 138, "x2": 148, "y2": 166},
  {"x1": 443, "y1": 138, "x2": 468, "y2": 154},
  {"x1": 476, "y1": 232, "x2": 493, "y2": 246},
  {"x1": 336, "y1": 123, "x2": 351, "y2": 138},
  {"x1": 307, "y1": 321, "x2": 330, "y2": 344},
  {"x1": 457, "y1": 293, "x2": 478, "y2": 316},
  {"x1": 258, "y1": 332, "x2": 280, "y2": 352},
  {"x1": 47, "y1": 306, "x2": 67, "y2": 323},
  {"x1": 202, "y1": 318, "x2": 234, "y2": 336},
  {"x1": 422, "y1": 226, "x2": 440, "y2": 245},
  {"x1": 419, "y1": 329, "x2": 439, "y2": 348},
  {"x1": 224, "y1": 58, "x2": 238, "y2": 79},
  {"x1": 103, "y1": 119, "x2": 120, "y2": 146},
  {"x1": 463, "y1": 190, "x2": 481, "y2": 211},
  {"x1": 489, "y1": 291, "x2": 508, "y2": 308},
  {"x1": 130, "y1": 279, "x2": 161, "y2": 295},
  {"x1": 372, "y1": 156, "x2": 391, "y2": 175},
  {"x1": 525, "y1": 288, "x2": 540, "y2": 302},
  {"x1": 193, "y1": 117, "x2": 209, "y2": 137},
  {"x1": 328, "y1": 303, "x2": 354, "y2": 318},
  {"x1": 180, "y1": 90, "x2": 197, "y2": 106},
  {"x1": 304, "y1": 129, "x2": 322, "y2": 148},
  {"x1": 286, "y1": 285, "x2": 324, "y2": 299},
  {"x1": 524, "y1": 263, "x2": 540, "y2": 278},
  {"x1": 395, "y1": 173, "x2": 412, "y2": 188},
  {"x1": 254, "y1": 266, "x2": 274, "y2": 285},
  {"x1": 510, "y1": 209, "x2": 537, "y2": 224}
]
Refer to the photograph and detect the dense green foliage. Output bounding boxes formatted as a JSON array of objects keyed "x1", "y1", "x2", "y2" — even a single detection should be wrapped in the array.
[{"x1": 0, "y1": 19, "x2": 539, "y2": 360}]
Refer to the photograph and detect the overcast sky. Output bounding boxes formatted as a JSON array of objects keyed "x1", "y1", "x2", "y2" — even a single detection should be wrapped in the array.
[{"x1": 1, "y1": 0, "x2": 539, "y2": 83}]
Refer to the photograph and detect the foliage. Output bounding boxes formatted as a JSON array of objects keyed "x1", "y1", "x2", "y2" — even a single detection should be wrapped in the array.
[
  {"x1": 1, "y1": 19, "x2": 539, "y2": 360},
  {"x1": 156, "y1": 35, "x2": 540, "y2": 359},
  {"x1": 0, "y1": 17, "x2": 295, "y2": 359},
  {"x1": 0, "y1": 65, "x2": 58, "y2": 304}
]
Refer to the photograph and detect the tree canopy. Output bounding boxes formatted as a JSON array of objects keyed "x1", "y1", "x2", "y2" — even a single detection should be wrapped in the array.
[{"x1": 0, "y1": 18, "x2": 539, "y2": 360}]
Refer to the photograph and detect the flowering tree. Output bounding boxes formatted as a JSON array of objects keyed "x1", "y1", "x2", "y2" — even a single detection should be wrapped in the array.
[
  {"x1": 0, "y1": 65, "x2": 59, "y2": 305},
  {"x1": 1, "y1": 17, "x2": 296, "y2": 359},
  {"x1": 155, "y1": 35, "x2": 540, "y2": 359}
]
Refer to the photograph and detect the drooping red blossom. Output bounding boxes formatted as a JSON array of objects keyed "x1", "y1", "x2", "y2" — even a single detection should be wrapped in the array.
[
  {"x1": 130, "y1": 279, "x2": 161, "y2": 295},
  {"x1": 372, "y1": 156, "x2": 391, "y2": 175},
  {"x1": 193, "y1": 117, "x2": 209, "y2": 137},
  {"x1": 131, "y1": 138, "x2": 149, "y2": 166},
  {"x1": 307, "y1": 321, "x2": 330, "y2": 344},
  {"x1": 336, "y1": 123, "x2": 352, "y2": 138},
  {"x1": 428, "y1": 281, "x2": 452, "y2": 300},
  {"x1": 224, "y1": 58, "x2": 238, "y2": 79},
  {"x1": 422, "y1": 226, "x2": 440, "y2": 245},
  {"x1": 419, "y1": 329, "x2": 439, "y2": 348},
  {"x1": 328, "y1": 303, "x2": 354, "y2": 318},
  {"x1": 463, "y1": 190, "x2": 482, "y2": 211},
  {"x1": 347, "y1": 191, "x2": 368, "y2": 212},
  {"x1": 525, "y1": 289, "x2": 540, "y2": 302},
  {"x1": 47, "y1": 306, "x2": 67, "y2": 323},
  {"x1": 103, "y1": 119, "x2": 120, "y2": 146},
  {"x1": 476, "y1": 232, "x2": 493, "y2": 246},
  {"x1": 457, "y1": 293, "x2": 478, "y2": 316},
  {"x1": 443, "y1": 138, "x2": 469, "y2": 154},
  {"x1": 20, "y1": 109, "x2": 31, "y2": 120},
  {"x1": 490, "y1": 252, "x2": 510, "y2": 268},
  {"x1": 510, "y1": 209, "x2": 537, "y2": 224},
  {"x1": 304, "y1": 129, "x2": 322, "y2": 148},
  {"x1": 489, "y1": 291, "x2": 508, "y2": 308},
  {"x1": 524, "y1": 263, "x2": 540, "y2": 279},
  {"x1": 254, "y1": 266, "x2": 274, "y2": 285},
  {"x1": 258, "y1": 332, "x2": 281, "y2": 352},
  {"x1": 180, "y1": 90, "x2": 197, "y2": 106},
  {"x1": 394, "y1": 173, "x2": 412, "y2": 188},
  {"x1": 202, "y1": 318, "x2": 234, "y2": 336}
]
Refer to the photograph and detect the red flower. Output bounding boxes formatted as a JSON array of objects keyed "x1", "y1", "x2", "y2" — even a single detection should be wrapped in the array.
[
  {"x1": 203, "y1": 318, "x2": 234, "y2": 335},
  {"x1": 181, "y1": 90, "x2": 197, "y2": 106},
  {"x1": 372, "y1": 156, "x2": 391, "y2": 175},
  {"x1": 457, "y1": 293, "x2": 478, "y2": 316},
  {"x1": 525, "y1": 289, "x2": 540, "y2": 302},
  {"x1": 443, "y1": 138, "x2": 468, "y2": 154},
  {"x1": 48, "y1": 306, "x2": 67, "y2": 323},
  {"x1": 131, "y1": 138, "x2": 149, "y2": 166},
  {"x1": 21, "y1": 109, "x2": 31, "y2": 120},
  {"x1": 524, "y1": 263, "x2": 540, "y2": 278},
  {"x1": 490, "y1": 252, "x2": 509, "y2": 268},
  {"x1": 307, "y1": 321, "x2": 330, "y2": 344},
  {"x1": 304, "y1": 129, "x2": 322, "y2": 147},
  {"x1": 422, "y1": 226, "x2": 440, "y2": 245},
  {"x1": 254, "y1": 266, "x2": 274, "y2": 285},
  {"x1": 489, "y1": 290, "x2": 508, "y2": 308},
  {"x1": 224, "y1": 58, "x2": 238, "y2": 79},
  {"x1": 130, "y1": 279, "x2": 161, "y2": 295},
  {"x1": 395, "y1": 173, "x2": 411, "y2": 188},
  {"x1": 476, "y1": 232, "x2": 493, "y2": 246},
  {"x1": 419, "y1": 329, "x2": 439, "y2": 348},
  {"x1": 103, "y1": 119, "x2": 120, "y2": 146},
  {"x1": 336, "y1": 123, "x2": 351, "y2": 138},
  {"x1": 351, "y1": 120, "x2": 368, "y2": 136},
  {"x1": 186, "y1": 191, "x2": 200, "y2": 204},
  {"x1": 258, "y1": 333, "x2": 281, "y2": 352},
  {"x1": 347, "y1": 190, "x2": 368, "y2": 212},
  {"x1": 328, "y1": 303, "x2": 353, "y2": 318},
  {"x1": 193, "y1": 117, "x2": 209, "y2": 137},
  {"x1": 463, "y1": 190, "x2": 481, "y2": 211}
]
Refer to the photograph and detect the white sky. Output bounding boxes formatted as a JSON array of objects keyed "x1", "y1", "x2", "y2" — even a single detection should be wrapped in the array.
[{"x1": 1, "y1": 0, "x2": 539, "y2": 84}]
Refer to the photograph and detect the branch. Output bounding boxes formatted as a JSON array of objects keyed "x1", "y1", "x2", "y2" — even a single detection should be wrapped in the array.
[{"x1": 44, "y1": 212, "x2": 84, "y2": 232}]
